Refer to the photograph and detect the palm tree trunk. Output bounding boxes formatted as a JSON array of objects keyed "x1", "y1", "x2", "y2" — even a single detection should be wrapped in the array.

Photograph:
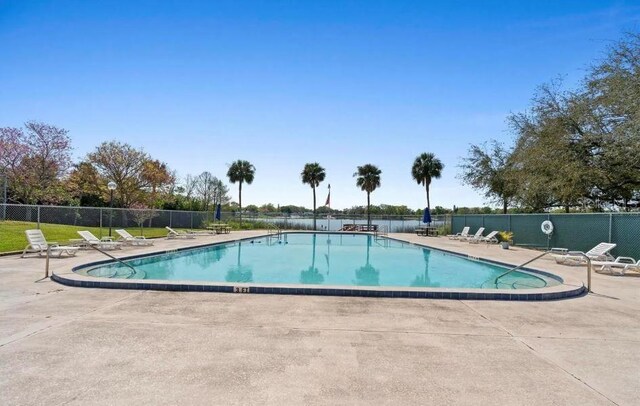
[
  {"x1": 312, "y1": 234, "x2": 317, "y2": 267},
  {"x1": 425, "y1": 184, "x2": 430, "y2": 209},
  {"x1": 366, "y1": 235, "x2": 371, "y2": 265},
  {"x1": 503, "y1": 199, "x2": 508, "y2": 214},
  {"x1": 367, "y1": 192, "x2": 371, "y2": 227},
  {"x1": 238, "y1": 181, "x2": 242, "y2": 227},
  {"x1": 312, "y1": 185, "x2": 316, "y2": 231}
]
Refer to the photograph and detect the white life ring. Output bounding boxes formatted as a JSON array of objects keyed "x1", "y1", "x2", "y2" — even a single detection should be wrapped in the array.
[{"x1": 541, "y1": 220, "x2": 554, "y2": 235}]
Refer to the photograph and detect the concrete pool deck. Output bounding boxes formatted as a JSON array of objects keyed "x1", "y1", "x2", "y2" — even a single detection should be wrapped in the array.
[{"x1": 1, "y1": 231, "x2": 639, "y2": 405}]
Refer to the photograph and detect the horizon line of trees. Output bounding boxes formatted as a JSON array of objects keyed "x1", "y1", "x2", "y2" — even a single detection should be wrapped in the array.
[{"x1": 0, "y1": 125, "x2": 447, "y2": 227}]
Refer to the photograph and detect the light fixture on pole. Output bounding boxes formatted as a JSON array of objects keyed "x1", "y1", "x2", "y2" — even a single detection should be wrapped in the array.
[{"x1": 107, "y1": 181, "x2": 117, "y2": 237}]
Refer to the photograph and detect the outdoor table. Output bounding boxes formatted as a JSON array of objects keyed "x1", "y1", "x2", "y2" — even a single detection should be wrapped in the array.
[
  {"x1": 68, "y1": 238, "x2": 90, "y2": 249},
  {"x1": 357, "y1": 224, "x2": 378, "y2": 232},
  {"x1": 415, "y1": 226, "x2": 438, "y2": 237},
  {"x1": 208, "y1": 224, "x2": 231, "y2": 234}
]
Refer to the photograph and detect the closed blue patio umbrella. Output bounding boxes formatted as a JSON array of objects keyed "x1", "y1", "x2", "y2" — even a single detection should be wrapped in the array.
[
  {"x1": 215, "y1": 203, "x2": 222, "y2": 221},
  {"x1": 423, "y1": 207, "x2": 431, "y2": 225}
]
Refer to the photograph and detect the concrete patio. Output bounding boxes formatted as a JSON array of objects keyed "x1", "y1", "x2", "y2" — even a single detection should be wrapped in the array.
[{"x1": 0, "y1": 231, "x2": 638, "y2": 405}]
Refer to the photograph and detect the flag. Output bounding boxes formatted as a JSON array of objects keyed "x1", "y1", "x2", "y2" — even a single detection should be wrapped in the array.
[{"x1": 215, "y1": 203, "x2": 221, "y2": 221}]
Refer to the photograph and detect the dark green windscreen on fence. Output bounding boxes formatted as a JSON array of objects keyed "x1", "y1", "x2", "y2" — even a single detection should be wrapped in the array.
[{"x1": 452, "y1": 214, "x2": 640, "y2": 259}]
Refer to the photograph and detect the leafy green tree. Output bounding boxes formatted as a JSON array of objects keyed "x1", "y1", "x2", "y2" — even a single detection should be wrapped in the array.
[
  {"x1": 411, "y1": 152, "x2": 444, "y2": 210},
  {"x1": 584, "y1": 32, "x2": 640, "y2": 210},
  {"x1": 0, "y1": 122, "x2": 72, "y2": 204},
  {"x1": 507, "y1": 82, "x2": 595, "y2": 212},
  {"x1": 354, "y1": 164, "x2": 382, "y2": 227},
  {"x1": 300, "y1": 162, "x2": 326, "y2": 230},
  {"x1": 245, "y1": 204, "x2": 259, "y2": 213},
  {"x1": 226, "y1": 160, "x2": 255, "y2": 226},
  {"x1": 259, "y1": 203, "x2": 277, "y2": 213},
  {"x1": 66, "y1": 162, "x2": 105, "y2": 207},
  {"x1": 499, "y1": 33, "x2": 640, "y2": 212},
  {"x1": 141, "y1": 159, "x2": 175, "y2": 208},
  {"x1": 194, "y1": 171, "x2": 229, "y2": 211},
  {"x1": 459, "y1": 141, "x2": 516, "y2": 214},
  {"x1": 86, "y1": 141, "x2": 154, "y2": 207}
]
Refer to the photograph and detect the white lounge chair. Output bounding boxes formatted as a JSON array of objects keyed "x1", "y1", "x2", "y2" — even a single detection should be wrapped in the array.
[
  {"x1": 115, "y1": 229, "x2": 154, "y2": 246},
  {"x1": 591, "y1": 257, "x2": 639, "y2": 275},
  {"x1": 21, "y1": 229, "x2": 79, "y2": 258},
  {"x1": 77, "y1": 230, "x2": 122, "y2": 250},
  {"x1": 166, "y1": 226, "x2": 196, "y2": 239},
  {"x1": 460, "y1": 227, "x2": 485, "y2": 242},
  {"x1": 469, "y1": 230, "x2": 499, "y2": 244},
  {"x1": 554, "y1": 242, "x2": 617, "y2": 265},
  {"x1": 447, "y1": 226, "x2": 470, "y2": 240}
]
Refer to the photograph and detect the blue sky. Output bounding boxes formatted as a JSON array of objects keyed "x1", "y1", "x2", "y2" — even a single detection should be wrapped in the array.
[{"x1": 1, "y1": 1, "x2": 639, "y2": 210}]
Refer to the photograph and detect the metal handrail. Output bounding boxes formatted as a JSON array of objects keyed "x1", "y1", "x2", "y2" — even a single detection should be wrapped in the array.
[
  {"x1": 88, "y1": 244, "x2": 138, "y2": 278},
  {"x1": 493, "y1": 250, "x2": 592, "y2": 292},
  {"x1": 374, "y1": 225, "x2": 389, "y2": 239}
]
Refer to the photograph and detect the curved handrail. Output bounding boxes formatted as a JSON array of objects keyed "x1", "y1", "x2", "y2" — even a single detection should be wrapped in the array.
[
  {"x1": 87, "y1": 244, "x2": 139, "y2": 278},
  {"x1": 493, "y1": 251, "x2": 551, "y2": 285},
  {"x1": 491, "y1": 250, "x2": 592, "y2": 292}
]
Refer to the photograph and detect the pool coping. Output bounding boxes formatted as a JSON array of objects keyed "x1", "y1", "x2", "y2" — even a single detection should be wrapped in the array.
[{"x1": 52, "y1": 232, "x2": 586, "y2": 301}]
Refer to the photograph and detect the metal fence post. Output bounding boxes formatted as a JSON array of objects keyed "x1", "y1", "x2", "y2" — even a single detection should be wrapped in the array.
[
  {"x1": 190, "y1": 212, "x2": 193, "y2": 229},
  {"x1": 37, "y1": 206, "x2": 41, "y2": 229},
  {"x1": 1, "y1": 173, "x2": 6, "y2": 221},
  {"x1": 608, "y1": 213, "x2": 613, "y2": 243},
  {"x1": 45, "y1": 246, "x2": 50, "y2": 278},
  {"x1": 99, "y1": 208, "x2": 103, "y2": 238}
]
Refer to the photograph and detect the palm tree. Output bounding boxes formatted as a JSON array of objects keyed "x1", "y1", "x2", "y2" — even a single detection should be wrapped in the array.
[
  {"x1": 410, "y1": 248, "x2": 440, "y2": 288},
  {"x1": 226, "y1": 242, "x2": 253, "y2": 283},
  {"x1": 411, "y1": 152, "x2": 444, "y2": 210},
  {"x1": 301, "y1": 163, "x2": 326, "y2": 230},
  {"x1": 226, "y1": 160, "x2": 255, "y2": 226},
  {"x1": 354, "y1": 235, "x2": 379, "y2": 286},
  {"x1": 354, "y1": 164, "x2": 382, "y2": 227},
  {"x1": 300, "y1": 234, "x2": 324, "y2": 284}
]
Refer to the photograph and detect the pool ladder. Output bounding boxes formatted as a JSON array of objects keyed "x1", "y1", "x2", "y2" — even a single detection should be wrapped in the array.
[
  {"x1": 374, "y1": 225, "x2": 389, "y2": 239},
  {"x1": 266, "y1": 227, "x2": 283, "y2": 245}
]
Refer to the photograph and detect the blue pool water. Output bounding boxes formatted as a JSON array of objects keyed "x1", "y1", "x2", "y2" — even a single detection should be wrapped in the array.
[{"x1": 81, "y1": 233, "x2": 558, "y2": 289}]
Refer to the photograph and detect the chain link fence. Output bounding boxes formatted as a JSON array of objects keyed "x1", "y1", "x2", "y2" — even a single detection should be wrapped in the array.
[
  {"x1": 1, "y1": 203, "x2": 214, "y2": 233},
  {"x1": 452, "y1": 213, "x2": 640, "y2": 259},
  {"x1": 245, "y1": 213, "x2": 450, "y2": 233},
  {"x1": 0, "y1": 203, "x2": 451, "y2": 235}
]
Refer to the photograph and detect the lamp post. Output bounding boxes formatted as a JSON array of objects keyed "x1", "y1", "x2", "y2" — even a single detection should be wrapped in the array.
[{"x1": 107, "y1": 181, "x2": 117, "y2": 237}]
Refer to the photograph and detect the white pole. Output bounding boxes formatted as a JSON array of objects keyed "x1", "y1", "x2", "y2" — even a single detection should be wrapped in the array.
[{"x1": 327, "y1": 184, "x2": 331, "y2": 232}]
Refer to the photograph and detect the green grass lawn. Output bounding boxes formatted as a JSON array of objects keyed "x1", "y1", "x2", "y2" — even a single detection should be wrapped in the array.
[{"x1": 0, "y1": 221, "x2": 174, "y2": 253}]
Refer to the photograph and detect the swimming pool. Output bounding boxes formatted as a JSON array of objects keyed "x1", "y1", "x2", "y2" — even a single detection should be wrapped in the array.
[{"x1": 76, "y1": 233, "x2": 559, "y2": 290}]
